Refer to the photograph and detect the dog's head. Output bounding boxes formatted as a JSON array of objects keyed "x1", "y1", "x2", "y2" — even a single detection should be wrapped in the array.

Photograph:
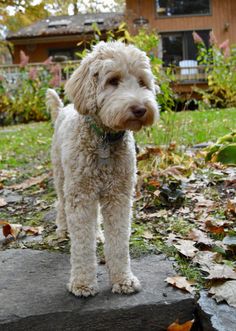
[{"x1": 65, "y1": 41, "x2": 159, "y2": 132}]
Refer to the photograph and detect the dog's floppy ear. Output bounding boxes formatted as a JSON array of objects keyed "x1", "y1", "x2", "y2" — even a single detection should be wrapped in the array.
[{"x1": 65, "y1": 54, "x2": 97, "y2": 115}]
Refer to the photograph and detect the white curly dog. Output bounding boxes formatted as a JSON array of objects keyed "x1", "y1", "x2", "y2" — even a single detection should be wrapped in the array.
[{"x1": 46, "y1": 41, "x2": 159, "y2": 297}]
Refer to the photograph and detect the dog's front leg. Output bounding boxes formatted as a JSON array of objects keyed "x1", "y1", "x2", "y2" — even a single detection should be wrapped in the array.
[
  {"x1": 101, "y1": 194, "x2": 141, "y2": 294},
  {"x1": 65, "y1": 197, "x2": 99, "y2": 297}
]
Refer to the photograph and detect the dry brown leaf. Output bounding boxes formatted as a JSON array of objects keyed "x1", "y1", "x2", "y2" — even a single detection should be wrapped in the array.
[
  {"x1": 148, "y1": 210, "x2": 168, "y2": 218},
  {"x1": 188, "y1": 228, "x2": 213, "y2": 246},
  {"x1": 173, "y1": 239, "x2": 198, "y2": 258},
  {"x1": 192, "y1": 251, "x2": 221, "y2": 269},
  {"x1": 24, "y1": 225, "x2": 44, "y2": 236},
  {"x1": 141, "y1": 230, "x2": 154, "y2": 240},
  {"x1": 204, "y1": 220, "x2": 226, "y2": 234},
  {"x1": 1, "y1": 222, "x2": 22, "y2": 239},
  {"x1": 226, "y1": 198, "x2": 236, "y2": 215},
  {"x1": 167, "y1": 319, "x2": 194, "y2": 331},
  {"x1": 0, "y1": 197, "x2": 7, "y2": 207},
  {"x1": 162, "y1": 165, "x2": 189, "y2": 179},
  {"x1": 166, "y1": 233, "x2": 179, "y2": 246},
  {"x1": 209, "y1": 280, "x2": 236, "y2": 308},
  {"x1": 166, "y1": 276, "x2": 195, "y2": 294},
  {"x1": 146, "y1": 146, "x2": 163, "y2": 155},
  {"x1": 148, "y1": 179, "x2": 161, "y2": 187},
  {"x1": 137, "y1": 146, "x2": 162, "y2": 161},
  {"x1": 8, "y1": 173, "x2": 50, "y2": 191},
  {"x1": 153, "y1": 189, "x2": 160, "y2": 197},
  {"x1": 203, "y1": 264, "x2": 236, "y2": 280},
  {"x1": 0, "y1": 220, "x2": 9, "y2": 226}
]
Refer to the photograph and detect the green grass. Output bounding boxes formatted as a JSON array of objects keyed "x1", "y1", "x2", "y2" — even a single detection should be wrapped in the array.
[
  {"x1": 0, "y1": 107, "x2": 235, "y2": 175},
  {"x1": 0, "y1": 121, "x2": 53, "y2": 175},
  {"x1": 136, "y1": 107, "x2": 236, "y2": 146}
]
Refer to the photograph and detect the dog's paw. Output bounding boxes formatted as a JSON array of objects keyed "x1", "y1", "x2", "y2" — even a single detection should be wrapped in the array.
[
  {"x1": 68, "y1": 280, "x2": 99, "y2": 298},
  {"x1": 112, "y1": 275, "x2": 141, "y2": 295}
]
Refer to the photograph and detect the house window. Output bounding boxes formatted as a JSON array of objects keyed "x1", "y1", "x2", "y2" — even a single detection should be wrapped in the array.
[
  {"x1": 160, "y1": 30, "x2": 210, "y2": 66},
  {"x1": 48, "y1": 48, "x2": 81, "y2": 61},
  {"x1": 156, "y1": 0, "x2": 211, "y2": 17}
]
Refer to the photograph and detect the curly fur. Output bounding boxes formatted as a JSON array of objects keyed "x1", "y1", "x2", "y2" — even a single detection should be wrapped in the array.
[{"x1": 47, "y1": 41, "x2": 159, "y2": 297}]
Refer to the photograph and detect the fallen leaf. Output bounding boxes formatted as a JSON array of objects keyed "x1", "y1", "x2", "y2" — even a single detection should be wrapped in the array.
[
  {"x1": 141, "y1": 230, "x2": 154, "y2": 240},
  {"x1": 194, "y1": 197, "x2": 216, "y2": 210},
  {"x1": 209, "y1": 280, "x2": 236, "y2": 308},
  {"x1": 7, "y1": 173, "x2": 50, "y2": 191},
  {"x1": 148, "y1": 179, "x2": 161, "y2": 188},
  {"x1": 148, "y1": 210, "x2": 168, "y2": 218},
  {"x1": 0, "y1": 197, "x2": 7, "y2": 207},
  {"x1": 204, "y1": 220, "x2": 226, "y2": 234},
  {"x1": 166, "y1": 276, "x2": 195, "y2": 294},
  {"x1": 226, "y1": 198, "x2": 236, "y2": 215},
  {"x1": 24, "y1": 226, "x2": 44, "y2": 236},
  {"x1": 203, "y1": 264, "x2": 236, "y2": 280},
  {"x1": 153, "y1": 189, "x2": 160, "y2": 197},
  {"x1": 1, "y1": 222, "x2": 22, "y2": 239},
  {"x1": 173, "y1": 239, "x2": 198, "y2": 258},
  {"x1": 137, "y1": 146, "x2": 162, "y2": 161},
  {"x1": 161, "y1": 165, "x2": 190, "y2": 180},
  {"x1": 166, "y1": 233, "x2": 179, "y2": 246},
  {"x1": 167, "y1": 319, "x2": 194, "y2": 331},
  {"x1": 188, "y1": 228, "x2": 213, "y2": 246},
  {"x1": 0, "y1": 220, "x2": 9, "y2": 226},
  {"x1": 192, "y1": 251, "x2": 221, "y2": 269}
]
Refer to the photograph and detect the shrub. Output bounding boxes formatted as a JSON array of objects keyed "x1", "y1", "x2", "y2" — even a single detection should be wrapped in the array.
[
  {"x1": 193, "y1": 31, "x2": 236, "y2": 108},
  {"x1": 0, "y1": 52, "x2": 63, "y2": 125}
]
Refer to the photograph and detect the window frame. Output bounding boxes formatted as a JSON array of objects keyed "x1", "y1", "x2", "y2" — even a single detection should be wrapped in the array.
[
  {"x1": 154, "y1": 0, "x2": 212, "y2": 19},
  {"x1": 159, "y1": 29, "x2": 211, "y2": 66}
]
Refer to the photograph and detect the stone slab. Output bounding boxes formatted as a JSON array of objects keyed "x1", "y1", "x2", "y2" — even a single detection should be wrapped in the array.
[
  {"x1": 0, "y1": 249, "x2": 196, "y2": 331},
  {"x1": 197, "y1": 291, "x2": 236, "y2": 331}
]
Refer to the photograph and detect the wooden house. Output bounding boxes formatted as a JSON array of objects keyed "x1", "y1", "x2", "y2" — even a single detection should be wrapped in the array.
[
  {"x1": 126, "y1": 0, "x2": 236, "y2": 98},
  {"x1": 126, "y1": 0, "x2": 236, "y2": 65},
  {"x1": 6, "y1": 12, "x2": 123, "y2": 63}
]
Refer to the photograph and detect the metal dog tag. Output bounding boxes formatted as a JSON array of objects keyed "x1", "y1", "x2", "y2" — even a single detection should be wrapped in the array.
[{"x1": 98, "y1": 142, "x2": 110, "y2": 166}]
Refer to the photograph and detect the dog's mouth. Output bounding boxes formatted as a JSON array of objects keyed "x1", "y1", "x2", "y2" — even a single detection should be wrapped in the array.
[
  {"x1": 123, "y1": 110, "x2": 155, "y2": 131},
  {"x1": 123, "y1": 119, "x2": 143, "y2": 131}
]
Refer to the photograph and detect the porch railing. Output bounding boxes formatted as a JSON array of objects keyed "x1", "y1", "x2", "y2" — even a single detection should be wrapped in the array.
[
  {"x1": 166, "y1": 65, "x2": 208, "y2": 83},
  {"x1": 0, "y1": 61, "x2": 209, "y2": 85}
]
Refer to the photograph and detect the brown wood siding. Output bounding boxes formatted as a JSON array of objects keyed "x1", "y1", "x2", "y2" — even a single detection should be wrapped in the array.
[
  {"x1": 126, "y1": 0, "x2": 236, "y2": 45},
  {"x1": 13, "y1": 40, "x2": 81, "y2": 63}
]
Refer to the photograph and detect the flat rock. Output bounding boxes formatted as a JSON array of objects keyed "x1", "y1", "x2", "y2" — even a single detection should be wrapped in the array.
[
  {"x1": 0, "y1": 189, "x2": 23, "y2": 204},
  {"x1": 197, "y1": 291, "x2": 236, "y2": 331},
  {"x1": 0, "y1": 249, "x2": 196, "y2": 331}
]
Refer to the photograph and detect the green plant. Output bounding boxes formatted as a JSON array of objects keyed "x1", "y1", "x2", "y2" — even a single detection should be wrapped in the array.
[
  {"x1": 0, "y1": 54, "x2": 63, "y2": 125},
  {"x1": 193, "y1": 31, "x2": 236, "y2": 108},
  {"x1": 205, "y1": 131, "x2": 236, "y2": 164}
]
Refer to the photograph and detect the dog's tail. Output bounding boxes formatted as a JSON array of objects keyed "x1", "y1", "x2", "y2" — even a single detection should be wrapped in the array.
[{"x1": 46, "y1": 89, "x2": 64, "y2": 124}]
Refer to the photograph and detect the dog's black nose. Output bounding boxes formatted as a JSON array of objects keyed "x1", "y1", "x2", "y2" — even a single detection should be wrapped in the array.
[{"x1": 132, "y1": 106, "x2": 147, "y2": 118}]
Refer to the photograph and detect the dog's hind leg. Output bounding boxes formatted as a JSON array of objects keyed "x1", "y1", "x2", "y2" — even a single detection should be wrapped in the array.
[{"x1": 53, "y1": 160, "x2": 67, "y2": 239}]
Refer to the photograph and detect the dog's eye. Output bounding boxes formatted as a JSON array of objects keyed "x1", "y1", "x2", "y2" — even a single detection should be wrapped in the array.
[
  {"x1": 107, "y1": 77, "x2": 120, "y2": 87},
  {"x1": 138, "y1": 79, "x2": 146, "y2": 88}
]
